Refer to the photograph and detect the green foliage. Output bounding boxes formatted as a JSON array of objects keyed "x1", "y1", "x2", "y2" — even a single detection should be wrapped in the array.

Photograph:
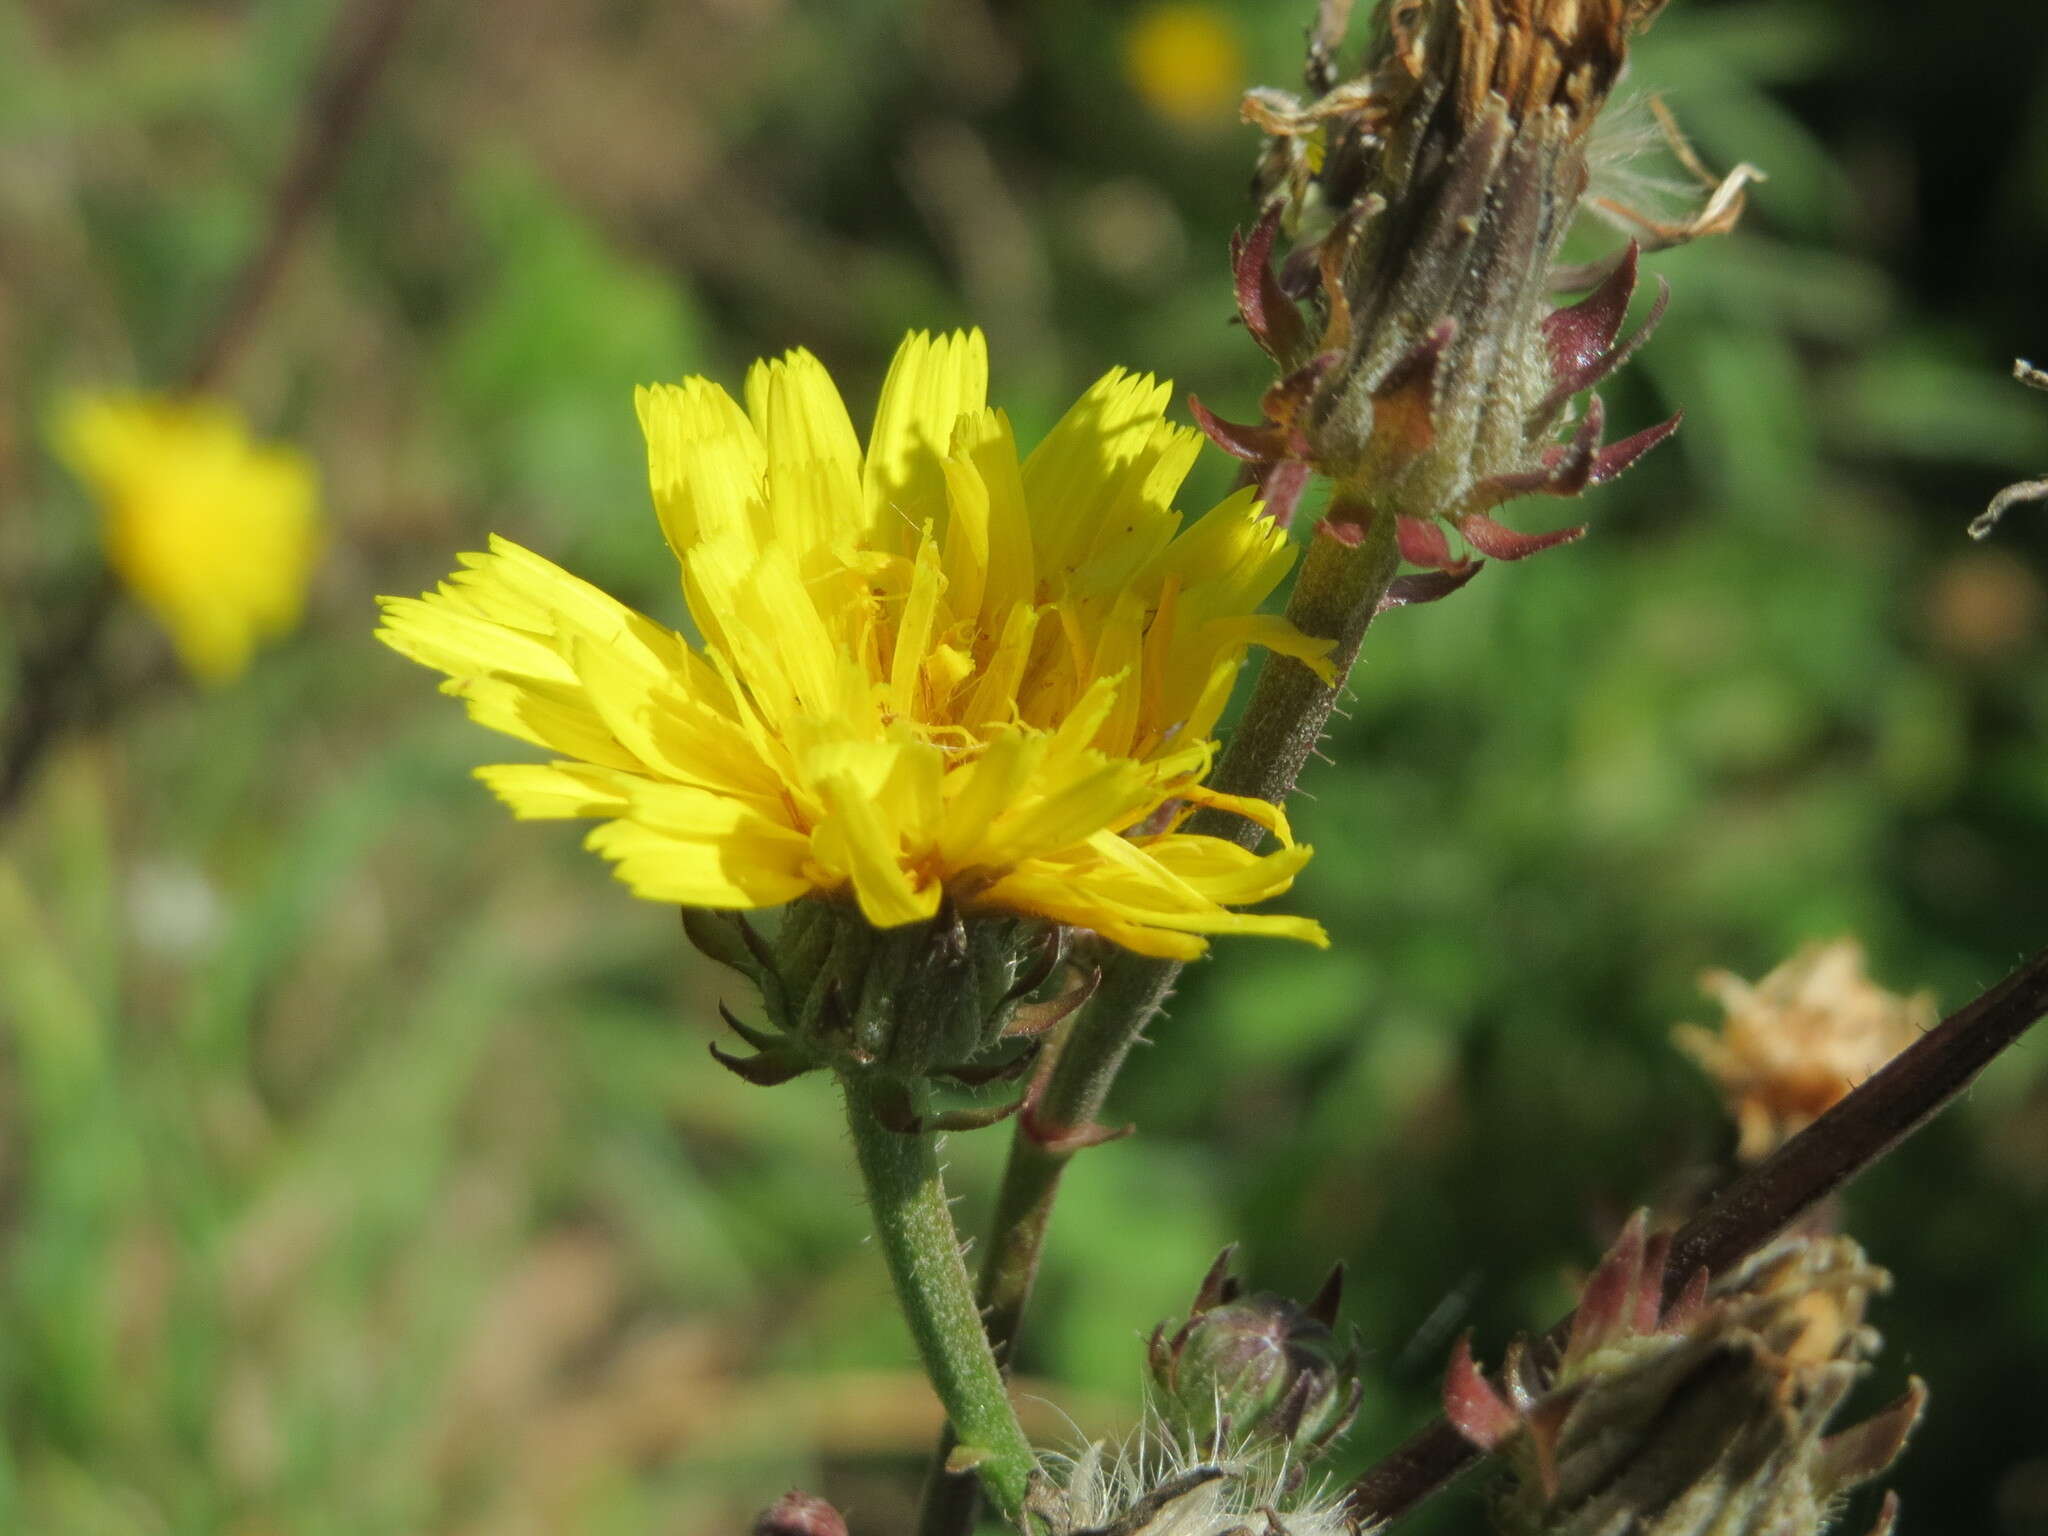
[{"x1": 2, "y1": 0, "x2": 2046, "y2": 1533}]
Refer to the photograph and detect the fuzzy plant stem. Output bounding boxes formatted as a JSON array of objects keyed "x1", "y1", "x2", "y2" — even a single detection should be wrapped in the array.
[
  {"x1": 917, "y1": 511, "x2": 1404, "y2": 1536},
  {"x1": 1347, "y1": 942, "x2": 2048, "y2": 1528},
  {"x1": 841, "y1": 1073, "x2": 1038, "y2": 1523}
]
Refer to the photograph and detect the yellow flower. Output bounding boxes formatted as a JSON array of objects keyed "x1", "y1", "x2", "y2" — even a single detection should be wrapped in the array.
[
  {"x1": 55, "y1": 392, "x2": 321, "y2": 685},
  {"x1": 1123, "y1": 3, "x2": 1246, "y2": 131},
  {"x1": 378, "y1": 330, "x2": 1334, "y2": 959}
]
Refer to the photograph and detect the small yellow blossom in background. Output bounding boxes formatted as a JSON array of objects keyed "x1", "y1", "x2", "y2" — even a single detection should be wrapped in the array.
[
  {"x1": 1674, "y1": 940, "x2": 1935, "y2": 1163},
  {"x1": 379, "y1": 330, "x2": 1334, "y2": 959},
  {"x1": 55, "y1": 393, "x2": 321, "y2": 685},
  {"x1": 1123, "y1": 3, "x2": 1245, "y2": 132}
]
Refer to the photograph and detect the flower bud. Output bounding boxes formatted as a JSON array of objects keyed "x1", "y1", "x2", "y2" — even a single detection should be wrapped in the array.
[
  {"x1": 1204, "y1": 0, "x2": 1758, "y2": 587},
  {"x1": 1147, "y1": 1247, "x2": 1362, "y2": 1459},
  {"x1": 1446, "y1": 1214, "x2": 1926, "y2": 1536},
  {"x1": 753, "y1": 1489, "x2": 849, "y2": 1536},
  {"x1": 684, "y1": 898, "x2": 1075, "y2": 1114}
]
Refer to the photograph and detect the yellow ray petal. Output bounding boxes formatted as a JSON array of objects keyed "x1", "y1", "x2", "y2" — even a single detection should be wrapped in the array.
[
  {"x1": 440, "y1": 674, "x2": 644, "y2": 772},
  {"x1": 972, "y1": 866, "x2": 1211, "y2": 960},
  {"x1": 807, "y1": 745, "x2": 942, "y2": 927},
  {"x1": 1022, "y1": 367, "x2": 1177, "y2": 576},
  {"x1": 866, "y1": 329, "x2": 989, "y2": 549},
  {"x1": 937, "y1": 730, "x2": 1043, "y2": 865},
  {"x1": 951, "y1": 408, "x2": 1035, "y2": 628},
  {"x1": 564, "y1": 632, "x2": 723, "y2": 786},
  {"x1": 587, "y1": 815, "x2": 813, "y2": 908},
  {"x1": 635, "y1": 376, "x2": 767, "y2": 556},
  {"x1": 938, "y1": 452, "x2": 992, "y2": 628},
  {"x1": 376, "y1": 594, "x2": 579, "y2": 687},
  {"x1": 1141, "y1": 486, "x2": 1295, "y2": 617},
  {"x1": 962, "y1": 599, "x2": 1040, "y2": 731},
  {"x1": 978, "y1": 758, "x2": 1158, "y2": 868},
  {"x1": 475, "y1": 762, "x2": 638, "y2": 820},
  {"x1": 747, "y1": 348, "x2": 864, "y2": 554},
  {"x1": 888, "y1": 536, "x2": 947, "y2": 721},
  {"x1": 1169, "y1": 784, "x2": 1298, "y2": 847}
]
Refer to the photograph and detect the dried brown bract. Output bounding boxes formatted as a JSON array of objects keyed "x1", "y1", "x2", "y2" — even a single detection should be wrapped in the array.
[{"x1": 1205, "y1": 0, "x2": 1758, "y2": 595}]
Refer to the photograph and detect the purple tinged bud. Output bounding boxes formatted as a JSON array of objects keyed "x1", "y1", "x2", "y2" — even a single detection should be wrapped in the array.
[
  {"x1": 753, "y1": 1490, "x2": 848, "y2": 1536},
  {"x1": 1222, "y1": 0, "x2": 1747, "y2": 576}
]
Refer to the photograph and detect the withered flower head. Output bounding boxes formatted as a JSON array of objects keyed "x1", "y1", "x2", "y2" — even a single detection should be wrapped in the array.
[
  {"x1": 1446, "y1": 1213, "x2": 1926, "y2": 1536},
  {"x1": 1205, "y1": 0, "x2": 1757, "y2": 591},
  {"x1": 1674, "y1": 940, "x2": 1935, "y2": 1165}
]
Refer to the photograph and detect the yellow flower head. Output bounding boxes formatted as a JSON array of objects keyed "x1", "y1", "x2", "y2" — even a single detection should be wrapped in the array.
[
  {"x1": 1123, "y1": 3, "x2": 1246, "y2": 131},
  {"x1": 378, "y1": 331, "x2": 1333, "y2": 959},
  {"x1": 55, "y1": 392, "x2": 321, "y2": 685}
]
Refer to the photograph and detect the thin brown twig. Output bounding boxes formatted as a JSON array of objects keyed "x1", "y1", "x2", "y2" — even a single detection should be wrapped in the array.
[
  {"x1": 1346, "y1": 944, "x2": 2048, "y2": 1529},
  {"x1": 0, "y1": 0, "x2": 414, "y2": 824},
  {"x1": 183, "y1": 0, "x2": 414, "y2": 396},
  {"x1": 0, "y1": 571, "x2": 117, "y2": 817}
]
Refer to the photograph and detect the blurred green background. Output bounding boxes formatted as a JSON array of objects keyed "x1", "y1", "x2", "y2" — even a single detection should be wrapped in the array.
[{"x1": 4, "y1": 0, "x2": 2048, "y2": 1532}]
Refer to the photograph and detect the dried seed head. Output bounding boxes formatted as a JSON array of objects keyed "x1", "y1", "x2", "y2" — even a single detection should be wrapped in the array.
[
  {"x1": 1210, "y1": 0, "x2": 1757, "y2": 580},
  {"x1": 1446, "y1": 1216, "x2": 1926, "y2": 1536},
  {"x1": 1674, "y1": 940, "x2": 1935, "y2": 1164}
]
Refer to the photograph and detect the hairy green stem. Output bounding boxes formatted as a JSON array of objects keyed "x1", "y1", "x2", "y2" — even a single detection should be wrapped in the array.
[
  {"x1": 917, "y1": 511, "x2": 1403, "y2": 1536},
  {"x1": 841, "y1": 1073, "x2": 1037, "y2": 1523}
]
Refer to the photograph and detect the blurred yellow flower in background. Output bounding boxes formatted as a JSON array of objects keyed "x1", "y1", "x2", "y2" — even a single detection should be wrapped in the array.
[
  {"x1": 379, "y1": 330, "x2": 1332, "y2": 958},
  {"x1": 1123, "y1": 3, "x2": 1246, "y2": 131},
  {"x1": 55, "y1": 393, "x2": 321, "y2": 685}
]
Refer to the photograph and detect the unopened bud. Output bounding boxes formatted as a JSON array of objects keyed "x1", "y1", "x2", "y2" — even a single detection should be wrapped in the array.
[
  {"x1": 1147, "y1": 1247, "x2": 1361, "y2": 1459},
  {"x1": 753, "y1": 1489, "x2": 848, "y2": 1536}
]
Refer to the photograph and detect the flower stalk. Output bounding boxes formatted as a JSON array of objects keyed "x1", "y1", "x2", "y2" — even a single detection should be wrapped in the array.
[
  {"x1": 918, "y1": 511, "x2": 1404, "y2": 1536},
  {"x1": 840, "y1": 1073, "x2": 1038, "y2": 1522},
  {"x1": 923, "y1": 0, "x2": 1743, "y2": 1518}
]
